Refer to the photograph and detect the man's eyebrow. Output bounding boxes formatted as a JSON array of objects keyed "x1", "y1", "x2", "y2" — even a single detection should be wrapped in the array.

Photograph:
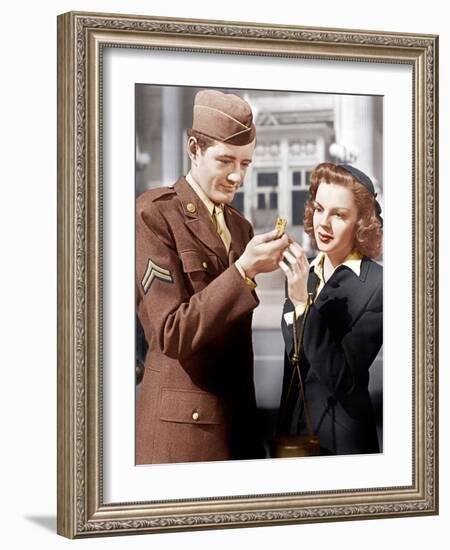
[{"x1": 217, "y1": 154, "x2": 252, "y2": 162}]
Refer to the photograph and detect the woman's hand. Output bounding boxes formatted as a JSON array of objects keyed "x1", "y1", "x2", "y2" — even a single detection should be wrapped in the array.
[{"x1": 278, "y1": 241, "x2": 309, "y2": 306}]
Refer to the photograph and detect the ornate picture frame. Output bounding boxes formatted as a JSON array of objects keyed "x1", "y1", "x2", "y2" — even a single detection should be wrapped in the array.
[{"x1": 57, "y1": 11, "x2": 438, "y2": 538}]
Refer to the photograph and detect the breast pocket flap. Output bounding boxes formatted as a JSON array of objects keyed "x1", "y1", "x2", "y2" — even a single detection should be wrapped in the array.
[
  {"x1": 159, "y1": 388, "x2": 225, "y2": 425},
  {"x1": 180, "y1": 250, "x2": 220, "y2": 275}
]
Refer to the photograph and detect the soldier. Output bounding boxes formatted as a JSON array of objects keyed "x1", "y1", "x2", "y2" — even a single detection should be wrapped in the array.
[{"x1": 136, "y1": 89, "x2": 289, "y2": 464}]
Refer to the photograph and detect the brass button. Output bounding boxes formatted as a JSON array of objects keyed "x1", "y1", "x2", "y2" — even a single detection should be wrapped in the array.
[
  {"x1": 192, "y1": 411, "x2": 200, "y2": 421},
  {"x1": 202, "y1": 261, "x2": 208, "y2": 269},
  {"x1": 186, "y1": 202, "x2": 196, "y2": 214}
]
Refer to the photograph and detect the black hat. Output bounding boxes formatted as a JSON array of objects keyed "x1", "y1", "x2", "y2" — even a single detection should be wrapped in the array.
[
  {"x1": 339, "y1": 163, "x2": 383, "y2": 226},
  {"x1": 339, "y1": 164, "x2": 376, "y2": 196}
]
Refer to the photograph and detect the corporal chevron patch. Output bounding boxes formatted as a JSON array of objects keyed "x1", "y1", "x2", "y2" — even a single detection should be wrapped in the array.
[{"x1": 141, "y1": 258, "x2": 174, "y2": 294}]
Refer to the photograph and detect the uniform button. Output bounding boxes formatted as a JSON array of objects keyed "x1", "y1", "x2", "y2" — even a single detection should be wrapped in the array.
[
  {"x1": 186, "y1": 202, "x2": 196, "y2": 213},
  {"x1": 320, "y1": 293, "x2": 328, "y2": 300},
  {"x1": 202, "y1": 261, "x2": 208, "y2": 269},
  {"x1": 192, "y1": 411, "x2": 200, "y2": 421}
]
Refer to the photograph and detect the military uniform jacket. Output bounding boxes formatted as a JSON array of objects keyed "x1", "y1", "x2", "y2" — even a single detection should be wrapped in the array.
[
  {"x1": 279, "y1": 256, "x2": 383, "y2": 455},
  {"x1": 136, "y1": 177, "x2": 263, "y2": 464}
]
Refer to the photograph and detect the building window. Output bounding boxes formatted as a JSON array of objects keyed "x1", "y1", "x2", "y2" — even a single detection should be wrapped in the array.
[
  {"x1": 269, "y1": 192, "x2": 278, "y2": 210},
  {"x1": 257, "y1": 193, "x2": 266, "y2": 210},
  {"x1": 292, "y1": 170, "x2": 313, "y2": 188},
  {"x1": 305, "y1": 171, "x2": 312, "y2": 187},
  {"x1": 256, "y1": 171, "x2": 279, "y2": 213},
  {"x1": 257, "y1": 191, "x2": 278, "y2": 211},
  {"x1": 257, "y1": 172, "x2": 278, "y2": 187},
  {"x1": 231, "y1": 192, "x2": 244, "y2": 213},
  {"x1": 292, "y1": 190, "x2": 309, "y2": 226}
]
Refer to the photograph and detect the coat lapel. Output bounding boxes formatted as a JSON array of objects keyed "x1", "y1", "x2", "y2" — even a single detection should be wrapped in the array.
[
  {"x1": 320, "y1": 259, "x2": 373, "y2": 326},
  {"x1": 307, "y1": 270, "x2": 320, "y2": 297},
  {"x1": 174, "y1": 178, "x2": 229, "y2": 267}
]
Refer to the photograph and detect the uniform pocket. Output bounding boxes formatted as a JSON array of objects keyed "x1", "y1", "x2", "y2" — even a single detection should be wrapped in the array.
[
  {"x1": 159, "y1": 387, "x2": 226, "y2": 425},
  {"x1": 180, "y1": 250, "x2": 220, "y2": 276}
]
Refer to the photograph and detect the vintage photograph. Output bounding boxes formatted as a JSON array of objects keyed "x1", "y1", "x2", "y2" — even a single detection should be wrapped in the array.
[
  {"x1": 134, "y1": 85, "x2": 384, "y2": 464},
  {"x1": 57, "y1": 11, "x2": 437, "y2": 538}
]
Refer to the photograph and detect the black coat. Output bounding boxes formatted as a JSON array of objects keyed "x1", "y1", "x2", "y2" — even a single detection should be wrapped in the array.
[{"x1": 279, "y1": 256, "x2": 382, "y2": 455}]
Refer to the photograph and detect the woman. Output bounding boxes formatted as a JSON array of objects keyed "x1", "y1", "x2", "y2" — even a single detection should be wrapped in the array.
[{"x1": 277, "y1": 162, "x2": 383, "y2": 456}]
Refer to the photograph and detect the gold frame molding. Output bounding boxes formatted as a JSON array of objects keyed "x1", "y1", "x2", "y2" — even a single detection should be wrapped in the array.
[{"x1": 57, "y1": 11, "x2": 439, "y2": 539}]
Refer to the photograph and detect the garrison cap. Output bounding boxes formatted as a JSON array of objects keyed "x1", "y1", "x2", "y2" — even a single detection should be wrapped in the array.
[{"x1": 192, "y1": 90, "x2": 256, "y2": 146}]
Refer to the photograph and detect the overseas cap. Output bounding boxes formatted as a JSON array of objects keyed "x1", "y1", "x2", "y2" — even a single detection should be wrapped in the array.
[{"x1": 192, "y1": 90, "x2": 256, "y2": 146}]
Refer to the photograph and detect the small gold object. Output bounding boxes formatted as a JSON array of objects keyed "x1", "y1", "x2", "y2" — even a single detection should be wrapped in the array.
[
  {"x1": 271, "y1": 435, "x2": 320, "y2": 458},
  {"x1": 243, "y1": 276, "x2": 257, "y2": 290},
  {"x1": 275, "y1": 217, "x2": 287, "y2": 238},
  {"x1": 202, "y1": 261, "x2": 208, "y2": 269},
  {"x1": 186, "y1": 202, "x2": 196, "y2": 213},
  {"x1": 192, "y1": 411, "x2": 200, "y2": 421}
]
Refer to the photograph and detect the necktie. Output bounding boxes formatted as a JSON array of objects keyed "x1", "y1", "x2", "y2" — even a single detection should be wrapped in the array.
[{"x1": 213, "y1": 206, "x2": 232, "y2": 253}]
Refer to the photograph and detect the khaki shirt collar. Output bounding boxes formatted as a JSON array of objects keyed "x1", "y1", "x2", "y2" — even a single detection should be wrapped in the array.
[{"x1": 186, "y1": 172, "x2": 222, "y2": 215}]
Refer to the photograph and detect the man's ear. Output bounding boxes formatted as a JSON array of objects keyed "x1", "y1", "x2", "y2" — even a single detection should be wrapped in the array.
[{"x1": 187, "y1": 136, "x2": 200, "y2": 163}]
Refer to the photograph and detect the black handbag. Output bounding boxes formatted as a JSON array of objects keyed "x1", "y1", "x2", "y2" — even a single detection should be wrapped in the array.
[{"x1": 272, "y1": 291, "x2": 321, "y2": 458}]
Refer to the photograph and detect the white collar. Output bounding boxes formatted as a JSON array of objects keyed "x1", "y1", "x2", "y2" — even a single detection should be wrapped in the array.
[{"x1": 310, "y1": 249, "x2": 363, "y2": 281}]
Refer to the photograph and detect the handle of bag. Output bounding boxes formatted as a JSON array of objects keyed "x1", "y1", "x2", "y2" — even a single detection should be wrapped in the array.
[{"x1": 279, "y1": 283, "x2": 318, "y2": 438}]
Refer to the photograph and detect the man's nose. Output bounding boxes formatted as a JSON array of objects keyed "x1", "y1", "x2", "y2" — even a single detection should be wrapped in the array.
[{"x1": 227, "y1": 167, "x2": 243, "y2": 185}]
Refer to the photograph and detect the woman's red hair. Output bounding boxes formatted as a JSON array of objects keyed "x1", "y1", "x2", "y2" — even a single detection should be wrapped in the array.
[{"x1": 303, "y1": 163, "x2": 382, "y2": 259}]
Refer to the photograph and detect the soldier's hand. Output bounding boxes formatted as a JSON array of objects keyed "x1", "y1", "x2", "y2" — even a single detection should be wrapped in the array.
[{"x1": 237, "y1": 230, "x2": 289, "y2": 279}]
